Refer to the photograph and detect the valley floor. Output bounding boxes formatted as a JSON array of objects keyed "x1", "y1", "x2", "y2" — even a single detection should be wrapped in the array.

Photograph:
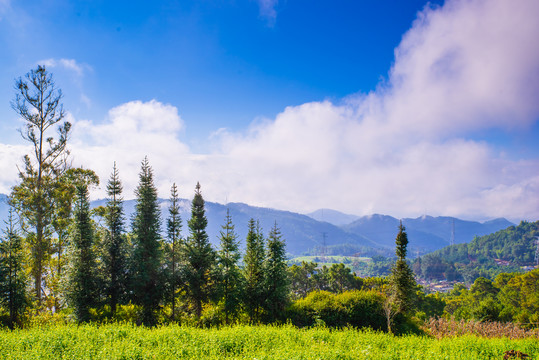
[{"x1": 1, "y1": 323, "x2": 538, "y2": 359}]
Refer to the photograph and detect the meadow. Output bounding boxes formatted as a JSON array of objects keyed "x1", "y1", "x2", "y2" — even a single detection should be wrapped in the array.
[{"x1": 1, "y1": 323, "x2": 538, "y2": 360}]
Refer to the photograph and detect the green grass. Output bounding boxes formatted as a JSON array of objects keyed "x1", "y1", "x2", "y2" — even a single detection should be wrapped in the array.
[{"x1": 1, "y1": 323, "x2": 538, "y2": 359}]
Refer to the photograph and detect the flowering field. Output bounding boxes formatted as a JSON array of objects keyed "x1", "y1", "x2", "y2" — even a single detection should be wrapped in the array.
[{"x1": 0, "y1": 323, "x2": 538, "y2": 360}]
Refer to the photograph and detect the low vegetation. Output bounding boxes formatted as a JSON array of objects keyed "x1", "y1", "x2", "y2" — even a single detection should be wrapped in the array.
[{"x1": 1, "y1": 323, "x2": 538, "y2": 360}]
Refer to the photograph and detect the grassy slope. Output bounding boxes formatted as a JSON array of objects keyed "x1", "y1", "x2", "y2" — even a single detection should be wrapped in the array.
[{"x1": 1, "y1": 324, "x2": 538, "y2": 360}]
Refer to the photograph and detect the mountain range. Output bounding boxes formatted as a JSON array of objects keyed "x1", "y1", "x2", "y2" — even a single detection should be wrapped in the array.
[{"x1": 0, "y1": 193, "x2": 515, "y2": 256}]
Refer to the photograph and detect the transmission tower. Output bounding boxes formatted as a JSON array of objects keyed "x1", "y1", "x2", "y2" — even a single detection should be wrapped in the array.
[
  {"x1": 535, "y1": 236, "x2": 539, "y2": 266},
  {"x1": 321, "y1": 232, "x2": 327, "y2": 261},
  {"x1": 450, "y1": 219, "x2": 455, "y2": 246}
]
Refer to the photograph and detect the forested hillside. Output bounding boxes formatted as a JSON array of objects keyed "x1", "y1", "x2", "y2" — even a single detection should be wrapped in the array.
[{"x1": 414, "y1": 221, "x2": 539, "y2": 282}]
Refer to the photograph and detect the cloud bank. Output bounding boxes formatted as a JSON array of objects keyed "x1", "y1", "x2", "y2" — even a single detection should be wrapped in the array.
[{"x1": 2, "y1": 0, "x2": 539, "y2": 222}]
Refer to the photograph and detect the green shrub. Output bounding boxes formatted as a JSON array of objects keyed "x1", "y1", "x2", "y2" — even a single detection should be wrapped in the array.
[{"x1": 287, "y1": 290, "x2": 387, "y2": 330}]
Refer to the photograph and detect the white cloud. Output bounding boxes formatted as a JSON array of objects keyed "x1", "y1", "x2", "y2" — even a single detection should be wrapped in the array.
[
  {"x1": 70, "y1": 100, "x2": 192, "y2": 199},
  {"x1": 0, "y1": 143, "x2": 28, "y2": 194},
  {"x1": 383, "y1": 0, "x2": 539, "y2": 138}
]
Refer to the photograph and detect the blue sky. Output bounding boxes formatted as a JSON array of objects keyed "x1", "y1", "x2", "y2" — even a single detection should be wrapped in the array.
[
  {"x1": 0, "y1": 0, "x2": 538, "y2": 222},
  {"x1": 0, "y1": 0, "x2": 444, "y2": 144}
]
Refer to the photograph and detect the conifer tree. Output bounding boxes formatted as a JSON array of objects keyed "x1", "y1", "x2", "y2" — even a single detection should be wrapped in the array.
[
  {"x1": 10, "y1": 66, "x2": 71, "y2": 304},
  {"x1": 184, "y1": 182, "x2": 216, "y2": 318},
  {"x1": 165, "y1": 183, "x2": 183, "y2": 320},
  {"x1": 0, "y1": 209, "x2": 28, "y2": 329},
  {"x1": 263, "y1": 222, "x2": 288, "y2": 322},
  {"x1": 217, "y1": 209, "x2": 242, "y2": 324},
  {"x1": 388, "y1": 221, "x2": 417, "y2": 314},
  {"x1": 131, "y1": 157, "x2": 163, "y2": 325},
  {"x1": 243, "y1": 219, "x2": 265, "y2": 323},
  {"x1": 66, "y1": 182, "x2": 98, "y2": 323},
  {"x1": 102, "y1": 163, "x2": 128, "y2": 317}
]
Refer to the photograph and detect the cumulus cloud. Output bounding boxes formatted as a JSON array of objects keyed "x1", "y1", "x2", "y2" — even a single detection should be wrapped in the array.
[
  {"x1": 70, "y1": 100, "x2": 192, "y2": 198},
  {"x1": 384, "y1": 0, "x2": 539, "y2": 137}
]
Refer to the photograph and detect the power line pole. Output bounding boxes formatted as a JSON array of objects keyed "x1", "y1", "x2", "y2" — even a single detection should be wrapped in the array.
[
  {"x1": 450, "y1": 219, "x2": 455, "y2": 246},
  {"x1": 321, "y1": 232, "x2": 327, "y2": 261}
]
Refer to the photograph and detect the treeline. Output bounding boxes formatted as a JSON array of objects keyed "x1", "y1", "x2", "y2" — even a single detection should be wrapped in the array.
[
  {"x1": 415, "y1": 270, "x2": 539, "y2": 327},
  {"x1": 1, "y1": 156, "x2": 290, "y2": 327},
  {"x1": 413, "y1": 221, "x2": 538, "y2": 282}
]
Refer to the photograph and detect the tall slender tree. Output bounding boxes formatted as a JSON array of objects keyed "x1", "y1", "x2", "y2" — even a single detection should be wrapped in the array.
[
  {"x1": 165, "y1": 183, "x2": 183, "y2": 320},
  {"x1": 65, "y1": 181, "x2": 99, "y2": 323},
  {"x1": 243, "y1": 219, "x2": 265, "y2": 323},
  {"x1": 388, "y1": 221, "x2": 417, "y2": 314},
  {"x1": 131, "y1": 157, "x2": 163, "y2": 326},
  {"x1": 263, "y1": 222, "x2": 288, "y2": 323},
  {"x1": 102, "y1": 163, "x2": 128, "y2": 317},
  {"x1": 184, "y1": 182, "x2": 216, "y2": 319},
  {"x1": 10, "y1": 65, "x2": 71, "y2": 304},
  {"x1": 42, "y1": 168, "x2": 98, "y2": 314},
  {"x1": 217, "y1": 209, "x2": 242, "y2": 324},
  {"x1": 0, "y1": 209, "x2": 28, "y2": 329}
]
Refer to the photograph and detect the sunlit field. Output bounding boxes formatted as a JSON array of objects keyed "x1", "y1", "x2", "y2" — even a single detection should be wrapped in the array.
[{"x1": 1, "y1": 323, "x2": 538, "y2": 360}]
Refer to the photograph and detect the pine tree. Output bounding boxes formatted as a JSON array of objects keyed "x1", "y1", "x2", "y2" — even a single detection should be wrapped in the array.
[
  {"x1": 217, "y1": 209, "x2": 242, "y2": 324},
  {"x1": 389, "y1": 221, "x2": 417, "y2": 314},
  {"x1": 0, "y1": 209, "x2": 28, "y2": 329},
  {"x1": 131, "y1": 157, "x2": 163, "y2": 326},
  {"x1": 66, "y1": 183, "x2": 98, "y2": 323},
  {"x1": 263, "y1": 222, "x2": 288, "y2": 323},
  {"x1": 165, "y1": 183, "x2": 183, "y2": 320},
  {"x1": 243, "y1": 219, "x2": 265, "y2": 323},
  {"x1": 102, "y1": 163, "x2": 128, "y2": 317},
  {"x1": 184, "y1": 182, "x2": 216, "y2": 318},
  {"x1": 10, "y1": 65, "x2": 71, "y2": 304}
]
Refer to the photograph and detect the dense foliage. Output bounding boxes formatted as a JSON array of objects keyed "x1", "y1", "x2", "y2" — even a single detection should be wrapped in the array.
[
  {"x1": 442, "y1": 270, "x2": 539, "y2": 326},
  {"x1": 414, "y1": 221, "x2": 538, "y2": 282}
]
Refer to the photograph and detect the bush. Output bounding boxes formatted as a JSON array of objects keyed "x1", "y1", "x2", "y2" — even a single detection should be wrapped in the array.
[{"x1": 286, "y1": 290, "x2": 387, "y2": 330}]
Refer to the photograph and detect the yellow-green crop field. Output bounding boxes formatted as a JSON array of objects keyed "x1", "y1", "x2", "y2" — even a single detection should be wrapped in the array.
[{"x1": 0, "y1": 323, "x2": 538, "y2": 360}]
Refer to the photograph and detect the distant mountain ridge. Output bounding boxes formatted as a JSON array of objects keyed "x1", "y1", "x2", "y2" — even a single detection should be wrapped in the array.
[
  {"x1": 306, "y1": 209, "x2": 360, "y2": 226},
  {"x1": 342, "y1": 214, "x2": 514, "y2": 252},
  {"x1": 0, "y1": 193, "x2": 515, "y2": 256}
]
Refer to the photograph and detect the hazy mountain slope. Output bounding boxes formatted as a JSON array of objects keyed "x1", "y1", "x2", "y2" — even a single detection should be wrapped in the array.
[
  {"x1": 343, "y1": 214, "x2": 514, "y2": 252},
  {"x1": 306, "y1": 209, "x2": 360, "y2": 226},
  {"x1": 90, "y1": 198, "x2": 376, "y2": 256},
  {"x1": 342, "y1": 214, "x2": 446, "y2": 251}
]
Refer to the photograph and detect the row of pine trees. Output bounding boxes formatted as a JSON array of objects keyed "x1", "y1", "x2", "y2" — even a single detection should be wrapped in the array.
[{"x1": 1, "y1": 157, "x2": 288, "y2": 327}]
